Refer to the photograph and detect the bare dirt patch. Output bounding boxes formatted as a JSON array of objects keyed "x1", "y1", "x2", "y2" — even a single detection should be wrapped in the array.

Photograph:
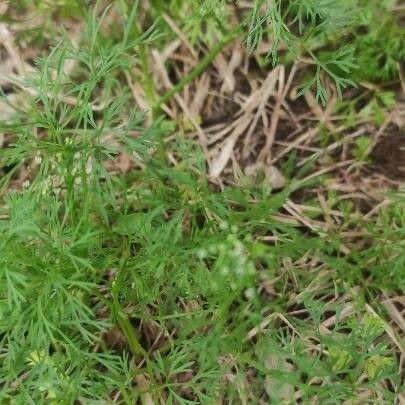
[{"x1": 370, "y1": 126, "x2": 405, "y2": 180}]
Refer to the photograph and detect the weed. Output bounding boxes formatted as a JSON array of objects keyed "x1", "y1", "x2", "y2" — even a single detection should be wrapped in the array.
[{"x1": 0, "y1": 1, "x2": 403, "y2": 403}]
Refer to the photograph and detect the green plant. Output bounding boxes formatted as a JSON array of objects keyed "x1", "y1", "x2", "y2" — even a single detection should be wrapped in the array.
[{"x1": 0, "y1": 1, "x2": 403, "y2": 403}]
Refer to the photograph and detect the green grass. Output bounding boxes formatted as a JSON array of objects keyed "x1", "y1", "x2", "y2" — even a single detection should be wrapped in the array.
[{"x1": 0, "y1": 0, "x2": 404, "y2": 403}]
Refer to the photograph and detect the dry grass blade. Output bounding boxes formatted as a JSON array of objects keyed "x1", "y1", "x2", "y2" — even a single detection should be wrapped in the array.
[{"x1": 259, "y1": 66, "x2": 286, "y2": 161}]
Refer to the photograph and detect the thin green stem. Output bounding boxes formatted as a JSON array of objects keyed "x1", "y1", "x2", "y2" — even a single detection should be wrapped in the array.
[
  {"x1": 113, "y1": 297, "x2": 149, "y2": 358},
  {"x1": 111, "y1": 241, "x2": 149, "y2": 359},
  {"x1": 134, "y1": 26, "x2": 157, "y2": 108},
  {"x1": 94, "y1": 283, "x2": 147, "y2": 359},
  {"x1": 153, "y1": 30, "x2": 240, "y2": 116},
  {"x1": 121, "y1": 0, "x2": 157, "y2": 114}
]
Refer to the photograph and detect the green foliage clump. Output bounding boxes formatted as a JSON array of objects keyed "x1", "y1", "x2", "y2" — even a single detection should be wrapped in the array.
[{"x1": 0, "y1": 1, "x2": 403, "y2": 403}]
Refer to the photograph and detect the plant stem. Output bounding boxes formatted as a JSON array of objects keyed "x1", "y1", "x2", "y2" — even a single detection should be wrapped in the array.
[
  {"x1": 134, "y1": 28, "x2": 157, "y2": 108},
  {"x1": 153, "y1": 30, "x2": 240, "y2": 116},
  {"x1": 113, "y1": 297, "x2": 149, "y2": 358},
  {"x1": 111, "y1": 241, "x2": 149, "y2": 359}
]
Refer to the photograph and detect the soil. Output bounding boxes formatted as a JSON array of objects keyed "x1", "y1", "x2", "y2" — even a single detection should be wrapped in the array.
[{"x1": 370, "y1": 126, "x2": 405, "y2": 180}]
